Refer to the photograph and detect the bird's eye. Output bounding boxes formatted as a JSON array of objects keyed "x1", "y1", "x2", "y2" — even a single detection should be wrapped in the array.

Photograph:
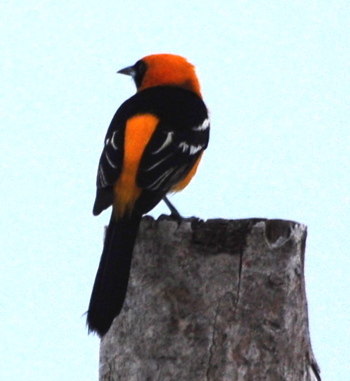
[{"x1": 133, "y1": 60, "x2": 147, "y2": 88}]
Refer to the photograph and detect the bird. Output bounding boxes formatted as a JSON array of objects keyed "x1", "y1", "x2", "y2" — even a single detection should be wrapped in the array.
[{"x1": 87, "y1": 54, "x2": 210, "y2": 337}]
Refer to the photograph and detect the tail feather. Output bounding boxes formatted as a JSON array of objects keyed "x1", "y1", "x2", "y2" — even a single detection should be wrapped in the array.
[{"x1": 87, "y1": 212, "x2": 142, "y2": 337}]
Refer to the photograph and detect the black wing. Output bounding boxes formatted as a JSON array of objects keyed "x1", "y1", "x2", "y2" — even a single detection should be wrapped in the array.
[
  {"x1": 92, "y1": 108, "x2": 125, "y2": 216},
  {"x1": 134, "y1": 87, "x2": 209, "y2": 214},
  {"x1": 137, "y1": 117, "x2": 210, "y2": 192}
]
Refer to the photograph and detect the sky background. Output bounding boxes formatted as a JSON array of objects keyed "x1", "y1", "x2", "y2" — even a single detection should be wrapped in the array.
[{"x1": 1, "y1": 1, "x2": 349, "y2": 380}]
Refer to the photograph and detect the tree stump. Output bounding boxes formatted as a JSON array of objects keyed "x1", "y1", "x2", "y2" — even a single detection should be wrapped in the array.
[{"x1": 99, "y1": 217, "x2": 321, "y2": 381}]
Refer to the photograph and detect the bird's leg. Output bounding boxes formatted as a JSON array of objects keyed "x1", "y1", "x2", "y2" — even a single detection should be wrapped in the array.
[{"x1": 163, "y1": 196, "x2": 182, "y2": 219}]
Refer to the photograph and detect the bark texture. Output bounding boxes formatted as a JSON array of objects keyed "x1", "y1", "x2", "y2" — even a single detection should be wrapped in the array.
[{"x1": 99, "y1": 217, "x2": 320, "y2": 381}]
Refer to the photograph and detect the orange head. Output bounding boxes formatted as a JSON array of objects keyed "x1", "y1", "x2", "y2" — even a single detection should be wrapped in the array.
[{"x1": 118, "y1": 54, "x2": 202, "y2": 97}]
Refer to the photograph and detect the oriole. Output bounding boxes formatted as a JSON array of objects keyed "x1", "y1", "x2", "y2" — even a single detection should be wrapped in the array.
[{"x1": 87, "y1": 54, "x2": 210, "y2": 337}]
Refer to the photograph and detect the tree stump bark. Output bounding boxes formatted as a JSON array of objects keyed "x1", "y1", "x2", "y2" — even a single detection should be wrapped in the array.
[{"x1": 99, "y1": 217, "x2": 321, "y2": 381}]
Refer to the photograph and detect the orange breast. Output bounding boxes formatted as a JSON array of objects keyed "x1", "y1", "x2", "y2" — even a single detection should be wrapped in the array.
[{"x1": 114, "y1": 114, "x2": 159, "y2": 219}]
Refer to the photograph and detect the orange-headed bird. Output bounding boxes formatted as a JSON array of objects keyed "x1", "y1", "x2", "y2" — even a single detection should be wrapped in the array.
[{"x1": 87, "y1": 54, "x2": 210, "y2": 337}]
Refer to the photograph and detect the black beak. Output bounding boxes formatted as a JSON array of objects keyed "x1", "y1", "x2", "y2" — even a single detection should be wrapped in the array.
[{"x1": 117, "y1": 65, "x2": 136, "y2": 77}]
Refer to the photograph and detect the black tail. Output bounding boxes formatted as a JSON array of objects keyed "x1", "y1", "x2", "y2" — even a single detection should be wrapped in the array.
[{"x1": 87, "y1": 212, "x2": 142, "y2": 337}]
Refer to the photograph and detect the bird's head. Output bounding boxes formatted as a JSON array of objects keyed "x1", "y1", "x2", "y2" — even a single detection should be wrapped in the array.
[{"x1": 118, "y1": 53, "x2": 201, "y2": 97}]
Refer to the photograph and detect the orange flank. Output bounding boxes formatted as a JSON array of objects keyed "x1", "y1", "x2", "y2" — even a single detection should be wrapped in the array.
[
  {"x1": 114, "y1": 114, "x2": 159, "y2": 218},
  {"x1": 171, "y1": 152, "x2": 203, "y2": 192}
]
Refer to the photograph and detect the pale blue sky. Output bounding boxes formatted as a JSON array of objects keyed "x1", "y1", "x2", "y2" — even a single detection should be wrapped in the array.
[{"x1": 1, "y1": 1, "x2": 349, "y2": 380}]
